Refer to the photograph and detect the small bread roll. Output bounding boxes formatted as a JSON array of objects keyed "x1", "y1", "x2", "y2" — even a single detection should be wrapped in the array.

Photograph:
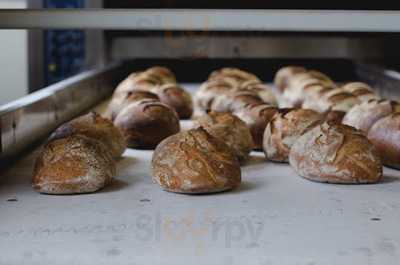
[
  {"x1": 210, "y1": 90, "x2": 263, "y2": 113},
  {"x1": 368, "y1": 113, "x2": 400, "y2": 169},
  {"x1": 196, "y1": 112, "x2": 254, "y2": 162},
  {"x1": 194, "y1": 79, "x2": 233, "y2": 115},
  {"x1": 233, "y1": 104, "x2": 278, "y2": 149},
  {"x1": 113, "y1": 100, "x2": 180, "y2": 149},
  {"x1": 263, "y1": 108, "x2": 323, "y2": 162},
  {"x1": 301, "y1": 84, "x2": 334, "y2": 110},
  {"x1": 239, "y1": 81, "x2": 278, "y2": 106},
  {"x1": 151, "y1": 127, "x2": 241, "y2": 194},
  {"x1": 114, "y1": 72, "x2": 162, "y2": 95},
  {"x1": 316, "y1": 88, "x2": 360, "y2": 113},
  {"x1": 208, "y1": 67, "x2": 260, "y2": 84},
  {"x1": 342, "y1": 99, "x2": 400, "y2": 133},
  {"x1": 106, "y1": 90, "x2": 159, "y2": 120},
  {"x1": 274, "y1": 66, "x2": 307, "y2": 92},
  {"x1": 33, "y1": 134, "x2": 116, "y2": 194},
  {"x1": 342, "y1": 82, "x2": 378, "y2": 102},
  {"x1": 50, "y1": 112, "x2": 126, "y2": 158},
  {"x1": 289, "y1": 122, "x2": 382, "y2": 184},
  {"x1": 151, "y1": 83, "x2": 193, "y2": 119}
]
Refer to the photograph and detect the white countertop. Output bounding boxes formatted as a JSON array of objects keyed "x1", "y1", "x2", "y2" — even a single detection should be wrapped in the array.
[{"x1": 1, "y1": 84, "x2": 400, "y2": 265}]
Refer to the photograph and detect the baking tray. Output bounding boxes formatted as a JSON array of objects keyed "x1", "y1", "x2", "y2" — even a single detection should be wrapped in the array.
[{"x1": 1, "y1": 84, "x2": 400, "y2": 265}]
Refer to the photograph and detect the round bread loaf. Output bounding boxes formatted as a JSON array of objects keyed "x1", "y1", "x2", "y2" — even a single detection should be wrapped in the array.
[
  {"x1": 289, "y1": 121, "x2": 382, "y2": 184},
  {"x1": 196, "y1": 112, "x2": 254, "y2": 162},
  {"x1": 274, "y1": 66, "x2": 307, "y2": 92},
  {"x1": 239, "y1": 81, "x2": 278, "y2": 106},
  {"x1": 151, "y1": 127, "x2": 241, "y2": 194},
  {"x1": 194, "y1": 79, "x2": 233, "y2": 115},
  {"x1": 342, "y1": 99, "x2": 400, "y2": 133},
  {"x1": 106, "y1": 90, "x2": 160, "y2": 120},
  {"x1": 210, "y1": 90, "x2": 263, "y2": 113},
  {"x1": 316, "y1": 88, "x2": 360, "y2": 113},
  {"x1": 342, "y1": 82, "x2": 378, "y2": 102},
  {"x1": 50, "y1": 112, "x2": 126, "y2": 158},
  {"x1": 208, "y1": 67, "x2": 260, "y2": 84},
  {"x1": 145, "y1": 66, "x2": 176, "y2": 84},
  {"x1": 114, "y1": 72, "x2": 162, "y2": 95},
  {"x1": 301, "y1": 83, "x2": 334, "y2": 111},
  {"x1": 368, "y1": 113, "x2": 400, "y2": 169},
  {"x1": 113, "y1": 100, "x2": 180, "y2": 149},
  {"x1": 32, "y1": 134, "x2": 116, "y2": 194},
  {"x1": 233, "y1": 104, "x2": 278, "y2": 149},
  {"x1": 263, "y1": 108, "x2": 323, "y2": 162},
  {"x1": 152, "y1": 83, "x2": 193, "y2": 119}
]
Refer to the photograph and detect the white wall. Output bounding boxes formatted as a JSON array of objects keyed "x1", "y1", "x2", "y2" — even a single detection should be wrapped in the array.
[{"x1": 0, "y1": 0, "x2": 28, "y2": 105}]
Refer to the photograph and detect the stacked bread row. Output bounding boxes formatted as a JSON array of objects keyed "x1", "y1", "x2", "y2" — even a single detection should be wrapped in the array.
[
  {"x1": 32, "y1": 112, "x2": 126, "y2": 194},
  {"x1": 106, "y1": 66, "x2": 193, "y2": 149},
  {"x1": 194, "y1": 68, "x2": 278, "y2": 149}
]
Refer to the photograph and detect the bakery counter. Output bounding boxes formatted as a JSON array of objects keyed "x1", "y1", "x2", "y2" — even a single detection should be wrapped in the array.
[{"x1": 2, "y1": 84, "x2": 400, "y2": 265}]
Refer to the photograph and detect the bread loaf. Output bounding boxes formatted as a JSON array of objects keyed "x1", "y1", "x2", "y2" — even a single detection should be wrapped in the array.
[
  {"x1": 208, "y1": 67, "x2": 261, "y2": 84},
  {"x1": 113, "y1": 100, "x2": 180, "y2": 149},
  {"x1": 263, "y1": 108, "x2": 323, "y2": 162},
  {"x1": 106, "y1": 90, "x2": 160, "y2": 120},
  {"x1": 50, "y1": 112, "x2": 126, "y2": 158},
  {"x1": 33, "y1": 134, "x2": 116, "y2": 194},
  {"x1": 367, "y1": 113, "x2": 400, "y2": 169},
  {"x1": 145, "y1": 66, "x2": 176, "y2": 84},
  {"x1": 274, "y1": 66, "x2": 307, "y2": 92},
  {"x1": 151, "y1": 127, "x2": 241, "y2": 194},
  {"x1": 210, "y1": 90, "x2": 263, "y2": 113},
  {"x1": 289, "y1": 121, "x2": 382, "y2": 184},
  {"x1": 315, "y1": 88, "x2": 360, "y2": 113},
  {"x1": 342, "y1": 99, "x2": 400, "y2": 133},
  {"x1": 342, "y1": 82, "x2": 378, "y2": 102},
  {"x1": 152, "y1": 83, "x2": 193, "y2": 119},
  {"x1": 233, "y1": 104, "x2": 278, "y2": 149},
  {"x1": 196, "y1": 112, "x2": 254, "y2": 162},
  {"x1": 194, "y1": 79, "x2": 233, "y2": 115}
]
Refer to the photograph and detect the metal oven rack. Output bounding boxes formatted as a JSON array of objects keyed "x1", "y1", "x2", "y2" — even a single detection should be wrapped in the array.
[{"x1": 1, "y1": 8, "x2": 400, "y2": 265}]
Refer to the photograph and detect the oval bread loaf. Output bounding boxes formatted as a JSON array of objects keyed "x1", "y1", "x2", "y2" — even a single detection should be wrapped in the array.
[
  {"x1": 151, "y1": 127, "x2": 241, "y2": 194},
  {"x1": 289, "y1": 121, "x2": 382, "y2": 184}
]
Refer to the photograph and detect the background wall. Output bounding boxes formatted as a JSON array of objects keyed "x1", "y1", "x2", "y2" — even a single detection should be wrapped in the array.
[{"x1": 0, "y1": 0, "x2": 28, "y2": 105}]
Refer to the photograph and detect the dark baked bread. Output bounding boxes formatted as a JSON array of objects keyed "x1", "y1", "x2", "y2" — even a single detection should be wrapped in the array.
[
  {"x1": 289, "y1": 122, "x2": 382, "y2": 184},
  {"x1": 233, "y1": 104, "x2": 278, "y2": 149},
  {"x1": 196, "y1": 112, "x2": 254, "y2": 162},
  {"x1": 33, "y1": 134, "x2": 116, "y2": 194},
  {"x1": 367, "y1": 113, "x2": 400, "y2": 169},
  {"x1": 113, "y1": 100, "x2": 180, "y2": 149},
  {"x1": 263, "y1": 108, "x2": 323, "y2": 162},
  {"x1": 151, "y1": 127, "x2": 241, "y2": 194},
  {"x1": 106, "y1": 90, "x2": 159, "y2": 120},
  {"x1": 342, "y1": 99, "x2": 400, "y2": 133},
  {"x1": 152, "y1": 83, "x2": 193, "y2": 119},
  {"x1": 50, "y1": 112, "x2": 126, "y2": 158}
]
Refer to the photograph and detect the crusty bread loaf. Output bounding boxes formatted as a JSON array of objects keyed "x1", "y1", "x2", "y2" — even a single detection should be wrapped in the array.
[
  {"x1": 145, "y1": 66, "x2": 176, "y2": 84},
  {"x1": 324, "y1": 110, "x2": 346, "y2": 124},
  {"x1": 239, "y1": 81, "x2": 278, "y2": 106},
  {"x1": 263, "y1": 108, "x2": 323, "y2": 162},
  {"x1": 196, "y1": 112, "x2": 254, "y2": 162},
  {"x1": 194, "y1": 79, "x2": 233, "y2": 115},
  {"x1": 289, "y1": 121, "x2": 382, "y2": 184},
  {"x1": 106, "y1": 90, "x2": 160, "y2": 120},
  {"x1": 151, "y1": 83, "x2": 193, "y2": 119},
  {"x1": 33, "y1": 134, "x2": 116, "y2": 194},
  {"x1": 301, "y1": 83, "x2": 335, "y2": 110},
  {"x1": 210, "y1": 90, "x2": 263, "y2": 113},
  {"x1": 151, "y1": 127, "x2": 241, "y2": 194},
  {"x1": 274, "y1": 66, "x2": 307, "y2": 92},
  {"x1": 208, "y1": 67, "x2": 261, "y2": 84},
  {"x1": 342, "y1": 99, "x2": 400, "y2": 133},
  {"x1": 367, "y1": 113, "x2": 400, "y2": 169},
  {"x1": 315, "y1": 88, "x2": 360, "y2": 113},
  {"x1": 50, "y1": 112, "x2": 126, "y2": 158},
  {"x1": 233, "y1": 104, "x2": 278, "y2": 149},
  {"x1": 113, "y1": 100, "x2": 180, "y2": 149},
  {"x1": 342, "y1": 82, "x2": 378, "y2": 102}
]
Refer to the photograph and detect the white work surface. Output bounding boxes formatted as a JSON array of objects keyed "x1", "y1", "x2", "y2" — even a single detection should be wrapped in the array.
[{"x1": 1, "y1": 84, "x2": 400, "y2": 265}]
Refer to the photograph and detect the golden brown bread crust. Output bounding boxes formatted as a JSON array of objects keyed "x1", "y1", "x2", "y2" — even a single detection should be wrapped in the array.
[
  {"x1": 113, "y1": 100, "x2": 180, "y2": 149},
  {"x1": 238, "y1": 81, "x2": 278, "y2": 106},
  {"x1": 151, "y1": 127, "x2": 241, "y2": 194},
  {"x1": 152, "y1": 83, "x2": 193, "y2": 119},
  {"x1": 106, "y1": 90, "x2": 160, "y2": 120},
  {"x1": 233, "y1": 104, "x2": 278, "y2": 149},
  {"x1": 145, "y1": 66, "x2": 176, "y2": 84},
  {"x1": 342, "y1": 99, "x2": 400, "y2": 133},
  {"x1": 324, "y1": 110, "x2": 346, "y2": 124},
  {"x1": 263, "y1": 108, "x2": 323, "y2": 162},
  {"x1": 316, "y1": 88, "x2": 360, "y2": 113},
  {"x1": 289, "y1": 122, "x2": 382, "y2": 184},
  {"x1": 33, "y1": 134, "x2": 116, "y2": 194},
  {"x1": 341, "y1": 82, "x2": 378, "y2": 102},
  {"x1": 50, "y1": 112, "x2": 126, "y2": 158},
  {"x1": 210, "y1": 90, "x2": 263, "y2": 113},
  {"x1": 367, "y1": 113, "x2": 400, "y2": 169},
  {"x1": 208, "y1": 67, "x2": 261, "y2": 84},
  {"x1": 274, "y1": 66, "x2": 307, "y2": 92},
  {"x1": 195, "y1": 112, "x2": 254, "y2": 162}
]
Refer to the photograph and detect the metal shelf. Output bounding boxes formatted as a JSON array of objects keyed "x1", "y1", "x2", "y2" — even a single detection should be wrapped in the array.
[{"x1": 0, "y1": 9, "x2": 400, "y2": 32}]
